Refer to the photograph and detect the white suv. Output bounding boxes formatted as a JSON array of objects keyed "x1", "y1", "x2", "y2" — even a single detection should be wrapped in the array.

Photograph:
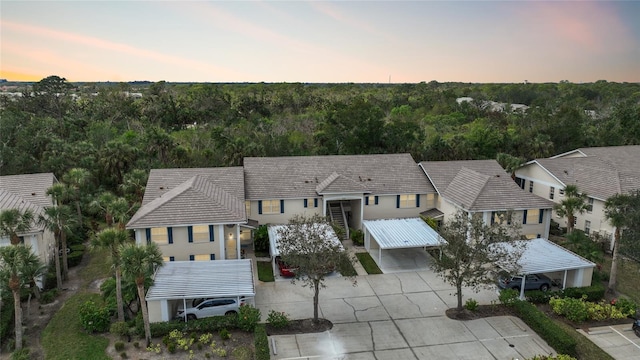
[{"x1": 176, "y1": 298, "x2": 241, "y2": 321}]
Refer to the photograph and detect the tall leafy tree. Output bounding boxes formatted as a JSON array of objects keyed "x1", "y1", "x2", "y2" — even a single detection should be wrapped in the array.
[
  {"x1": 62, "y1": 167, "x2": 91, "y2": 226},
  {"x1": 0, "y1": 245, "x2": 44, "y2": 350},
  {"x1": 38, "y1": 205, "x2": 75, "y2": 286},
  {"x1": 605, "y1": 190, "x2": 640, "y2": 294},
  {"x1": 120, "y1": 243, "x2": 163, "y2": 346},
  {"x1": 431, "y1": 210, "x2": 524, "y2": 310},
  {"x1": 0, "y1": 209, "x2": 34, "y2": 245},
  {"x1": 92, "y1": 228, "x2": 132, "y2": 322},
  {"x1": 554, "y1": 185, "x2": 589, "y2": 234},
  {"x1": 276, "y1": 214, "x2": 356, "y2": 323}
]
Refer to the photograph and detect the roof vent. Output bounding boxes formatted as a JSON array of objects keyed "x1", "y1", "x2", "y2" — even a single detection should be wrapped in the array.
[
  {"x1": 31, "y1": 192, "x2": 36, "y2": 196},
  {"x1": 159, "y1": 186, "x2": 165, "y2": 190},
  {"x1": 305, "y1": 180, "x2": 309, "y2": 183},
  {"x1": 368, "y1": 178, "x2": 371, "y2": 181}
]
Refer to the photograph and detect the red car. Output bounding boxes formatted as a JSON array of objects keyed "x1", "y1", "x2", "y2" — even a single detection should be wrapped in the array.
[{"x1": 275, "y1": 256, "x2": 297, "y2": 277}]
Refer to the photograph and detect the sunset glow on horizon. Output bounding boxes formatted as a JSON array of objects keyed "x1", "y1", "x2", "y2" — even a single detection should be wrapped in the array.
[{"x1": 1, "y1": 1, "x2": 639, "y2": 83}]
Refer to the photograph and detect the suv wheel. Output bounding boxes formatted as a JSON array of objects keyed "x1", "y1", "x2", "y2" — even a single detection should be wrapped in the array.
[
  {"x1": 187, "y1": 314, "x2": 197, "y2": 321},
  {"x1": 225, "y1": 310, "x2": 237, "y2": 316},
  {"x1": 540, "y1": 284, "x2": 549, "y2": 292}
]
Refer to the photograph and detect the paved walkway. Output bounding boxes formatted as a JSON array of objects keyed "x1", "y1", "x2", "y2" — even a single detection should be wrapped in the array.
[
  {"x1": 578, "y1": 323, "x2": 640, "y2": 359},
  {"x1": 255, "y1": 271, "x2": 556, "y2": 360}
]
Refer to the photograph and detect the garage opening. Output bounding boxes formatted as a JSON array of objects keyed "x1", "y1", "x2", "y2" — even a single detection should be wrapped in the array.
[{"x1": 362, "y1": 218, "x2": 447, "y2": 272}]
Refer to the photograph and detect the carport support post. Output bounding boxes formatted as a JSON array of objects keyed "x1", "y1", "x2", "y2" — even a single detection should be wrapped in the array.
[
  {"x1": 519, "y1": 276, "x2": 526, "y2": 300},
  {"x1": 183, "y1": 298, "x2": 187, "y2": 322},
  {"x1": 562, "y1": 270, "x2": 568, "y2": 289},
  {"x1": 379, "y1": 247, "x2": 382, "y2": 268}
]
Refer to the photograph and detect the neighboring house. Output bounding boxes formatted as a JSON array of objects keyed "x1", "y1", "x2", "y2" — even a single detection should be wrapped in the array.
[
  {"x1": 0, "y1": 173, "x2": 58, "y2": 268},
  {"x1": 243, "y1": 154, "x2": 437, "y2": 238},
  {"x1": 126, "y1": 167, "x2": 250, "y2": 262},
  {"x1": 514, "y1": 145, "x2": 640, "y2": 248},
  {"x1": 419, "y1": 160, "x2": 555, "y2": 239}
]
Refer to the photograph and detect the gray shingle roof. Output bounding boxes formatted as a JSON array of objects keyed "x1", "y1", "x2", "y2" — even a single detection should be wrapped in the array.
[
  {"x1": 127, "y1": 168, "x2": 246, "y2": 229},
  {"x1": 316, "y1": 172, "x2": 370, "y2": 194},
  {"x1": 244, "y1": 154, "x2": 434, "y2": 200},
  {"x1": 0, "y1": 173, "x2": 57, "y2": 208},
  {"x1": 420, "y1": 160, "x2": 554, "y2": 211},
  {"x1": 541, "y1": 145, "x2": 640, "y2": 200}
]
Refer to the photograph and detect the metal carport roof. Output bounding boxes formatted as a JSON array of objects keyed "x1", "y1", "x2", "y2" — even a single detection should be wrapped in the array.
[
  {"x1": 145, "y1": 259, "x2": 255, "y2": 301},
  {"x1": 362, "y1": 218, "x2": 447, "y2": 249},
  {"x1": 268, "y1": 223, "x2": 342, "y2": 257},
  {"x1": 495, "y1": 238, "x2": 596, "y2": 274}
]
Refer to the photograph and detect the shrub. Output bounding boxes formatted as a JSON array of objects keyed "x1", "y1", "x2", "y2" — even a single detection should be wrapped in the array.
[
  {"x1": 511, "y1": 300, "x2": 577, "y2": 356},
  {"x1": 110, "y1": 321, "x2": 129, "y2": 338},
  {"x1": 114, "y1": 341, "x2": 125, "y2": 351},
  {"x1": 10, "y1": 348, "x2": 30, "y2": 360},
  {"x1": 119, "y1": 352, "x2": 128, "y2": 359},
  {"x1": 0, "y1": 296, "x2": 14, "y2": 342},
  {"x1": 464, "y1": 298, "x2": 479, "y2": 311},
  {"x1": 561, "y1": 284, "x2": 605, "y2": 302},
  {"x1": 149, "y1": 316, "x2": 238, "y2": 337},
  {"x1": 551, "y1": 296, "x2": 631, "y2": 322},
  {"x1": 66, "y1": 250, "x2": 84, "y2": 268},
  {"x1": 254, "y1": 324, "x2": 270, "y2": 360},
  {"x1": 40, "y1": 289, "x2": 59, "y2": 304},
  {"x1": 350, "y1": 229, "x2": 364, "y2": 246},
  {"x1": 254, "y1": 225, "x2": 270, "y2": 254},
  {"x1": 79, "y1": 300, "x2": 110, "y2": 333},
  {"x1": 612, "y1": 297, "x2": 638, "y2": 317},
  {"x1": 237, "y1": 304, "x2": 261, "y2": 332},
  {"x1": 499, "y1": 288, "x2": 519, "y2": 306},
  {"x1": 267, "y1": 310, "x2": 290, "y2": 328},
  {"x1": 219, "y1": 328, "x2": 231, "y2": 340}
]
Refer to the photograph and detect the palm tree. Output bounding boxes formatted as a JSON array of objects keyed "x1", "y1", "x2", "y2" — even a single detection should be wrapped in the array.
[
  {"x1": 0, "y1": 209, "x2": 34, "y2": 245},
  {"x1": 554, "y1": 184, "x2": 589, "y2": 234},
  {"x1": 38, "y1": 205, "x2": 76, "y2": 286},
  {"x1": 120, "y1": 243, "x2": 163, "y2": 346},
  {"x1": 496, "y1": 153, "x2": 524, "y2": 180},
  {"x1": 92, "y1": 228, "x2": 132, "y2": 322},
  {"x1": 604, "y1": 193, "x2": 631, "y2": 294},
  {"x1": 62, "y1": 167, "x2": 91, "y2": 225},
  {"x1": 0, "y1": 245, "x2": 44, "y2": 350},
  {"x1": 119, "y1": 169, "x2": 148, "y2": 205}
]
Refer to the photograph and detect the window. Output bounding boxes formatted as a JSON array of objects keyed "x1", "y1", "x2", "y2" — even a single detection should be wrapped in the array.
[
  {"x1": 259, "y1": 199, "x2": 281, "y2": 214},
  {"x1": 524, "y1": 209, "x2": 540, "y2": 224},
  {"x1": 529, "y1": 181, "x2": 534, "y2": 193},
  {"x1": 151, "y1": 227, "x2": 168, "y2": 244},
  {"x1": 193, "y1": 254, "x2": 210, "y2": 261},
  {"x1": 399, "y1": 194, "x2": 416, "y2": 208},
  {"x1": 192, "y1": 225, "x2": 209, "y2": 243},
  {"x1": 587, "y1": 198, "x2": 594, "y2": 213},
  {"x1": 303, "y1": 198, "x2": 318, "y2": 208},
  {"x1": 585, "y1": 220, "x2": 591, "y2": 235},
  {"x1": 365, "y1": 195, "x2": 379, "y2": 206},
  {"x1": 559, "y1": 188, "x2": 565, "y2": 197},
  {"x1": 245, "y1": 201, "x2": 251, "y2": 216},
  {"x1": 549, "y1": 187, "x2": 555, "y2": 200}
]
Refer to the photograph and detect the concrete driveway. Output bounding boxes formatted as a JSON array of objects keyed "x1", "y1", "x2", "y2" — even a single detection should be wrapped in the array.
[
  {"x1": 578, "y1": 323, "x2": 640, "y2": 359},
  {"x1": 255, "y1": 271, "x2": 556, "y2": 360}
]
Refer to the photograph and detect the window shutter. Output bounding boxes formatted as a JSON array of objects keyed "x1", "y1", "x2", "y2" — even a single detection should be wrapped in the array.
[
  {"x1": 416, "y1": 194, "x2": 420, "y2": 207},
  {"x1": 539, "y1": 209, "x2": 544, "y2": 224},
  {"x1": 304, "y1": 199, "x2": 308, "y2": 208},
  {"x1": 169, "y1": 256, "x2": 175, "y2": 262},
  {"x1": 168, "y1": 227, "x2": 173, "y2": 244},
  {"x1": 189, "y1": 255, "x2": 194, "y2": 261},
  {"x1": 209, "y1": 225, "x2": 214, "y2": 242},
  {"x1": 365, "y1": 197, "x2": 369, "y2": 205},
  {"x1": 396, "y1": 195, "x2": 400, "y2": 208},
  {"x1": 314, "y1": 198, "x2": 318, "y2": 207},
  {"x1": 145, "y1": 228, "x2": 151, "y2": 244},
  {"x1": 491, "y1": 212, "x2": 495, "y2": 225},
  {"x1": 258, "y1": 200, "x2": 263, "y2": 214},
  {"x1": 280, "y1": 200, "x2": 284, "y2": 213},
  {"x1": 375, "y1": 196, "x2": 379, "y2": 205},
  {"x1": 210, "y1": 254, "x2": 215, "y2": 260},
  {"x1": 188, "y1": 226, "x2": 193, "y2": 243},
  {"x1": 523, "y1": 210, "x2": 528, "y2": 224}
]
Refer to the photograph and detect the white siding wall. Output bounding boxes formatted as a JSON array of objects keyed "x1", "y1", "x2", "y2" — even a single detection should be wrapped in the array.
[
  {"x1": 134, "y1": 225, "x2": 229, "y2": 261},
  {"x1": 248, "y1": 199, "x2": 322, "y2": 225},
  {"x1": 363, "y1": 194, "x2": 436, "y2": 220}
]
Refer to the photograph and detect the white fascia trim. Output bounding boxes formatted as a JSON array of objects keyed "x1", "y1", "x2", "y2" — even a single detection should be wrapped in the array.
[
  {"x1": 550, "y1": 149, "x2": 587, "y2": 159},
  {"x1": 418, "y1": 163, "x2": 441, "y2": 195},
  {"x1": 516, "y1": 161, "x2": 566, "y2": 188}
]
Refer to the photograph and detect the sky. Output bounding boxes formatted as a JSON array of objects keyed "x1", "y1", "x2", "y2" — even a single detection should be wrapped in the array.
[{"x1": 1, "y1": 1, "x2": 639, "y2": 83}]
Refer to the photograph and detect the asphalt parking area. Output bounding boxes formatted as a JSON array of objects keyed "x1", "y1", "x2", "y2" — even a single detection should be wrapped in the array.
[
  {"x1": 255, "y1": 271, "x2": 556, "y2": 360},
  {"x1": 577, "y1": 323, "x2": 640, "y2": 359}
]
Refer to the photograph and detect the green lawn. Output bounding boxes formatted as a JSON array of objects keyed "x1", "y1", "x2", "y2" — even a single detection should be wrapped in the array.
[
  {"x1": 80, "y1": 247, "x2": 111, "y2": 289},
  {"x1": 257, "y1": 261, "x2": 274, "y2": 282},
  {"x1": 355, "y1": 252, "x2": 382, "y2": 274},
  {"x1": 42, "y1": 292, "x2": 110, "y2": 360},
  {"x1": 602, "y1": 256, "x2": 640, "y2": 304}
]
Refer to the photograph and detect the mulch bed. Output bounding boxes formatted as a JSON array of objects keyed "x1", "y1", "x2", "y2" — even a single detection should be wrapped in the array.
[{"x1": 265, "y1": 318, "x2": 333, "y2": 336}]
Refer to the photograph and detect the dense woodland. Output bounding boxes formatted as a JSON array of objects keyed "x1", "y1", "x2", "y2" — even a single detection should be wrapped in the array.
[{"x1": 1, "y1": 76, "x2": 640, "y2": 200}]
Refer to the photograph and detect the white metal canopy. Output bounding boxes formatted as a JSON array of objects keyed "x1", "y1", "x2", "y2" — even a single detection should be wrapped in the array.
[
  {"x1": 362, "y1": 218, "x2": 446, "y2": 249},
  {"x1": 145, "y1": 259, "x2": 255, "y2": 301},
  {"x1": 268, "y1": 223, "x2": 342, "y2": 257},
  {"x1": 495, "y1": 238, "x2": 595, "y2": 275}
]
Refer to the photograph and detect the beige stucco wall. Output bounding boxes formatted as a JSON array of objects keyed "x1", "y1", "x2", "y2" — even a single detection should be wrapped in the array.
[
  {"x1": 363, "y1": 194, "x2": 436, "y2": 220},
  {"x1": 248, "y1": 199, "x2": 323, "y2": 225},
  {"x1": 0, "y1": 230, "x2": 55, "y2": 269},
  {"x1": 545, "y1": 267, "x2": 593, "y2": 288},
  {"x1": 147, "y1": 300, "x2": 163, "y2": 323}
]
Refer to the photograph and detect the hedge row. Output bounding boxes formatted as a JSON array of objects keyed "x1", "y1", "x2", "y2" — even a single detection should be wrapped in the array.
[
  {"x1": 511, "y1": 300, "x2": 577, "y2": 357},
  {"x1": 254, "y1": 324, "x2": 270, "y2": 360},
  {"x1": 0, "y1": 297, "x2": 14, "y2": 344},
  {"x1": 147, "y1": 316, "x2": 239, "y2": 337},
  {"x1": 525, "y1": 283, "x2": 606, "y2": 304}
]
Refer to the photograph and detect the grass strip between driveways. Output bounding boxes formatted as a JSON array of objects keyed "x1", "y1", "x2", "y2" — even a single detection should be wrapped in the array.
[
  {"x1": 602, "y1": 256, "x2": 640, "y2": 304},
  {"x1": 549, "y1": 318, "x2": 615, "y2": 360},
  {"x1": 42, "y1": 292, "x2": 110, "y2": 360},
  {"x1": 257, "y1": 261, "x2": 275, "y2": 282},
  {"x1": 356, "y1": 252, "x2": 382, "y2": 274}
]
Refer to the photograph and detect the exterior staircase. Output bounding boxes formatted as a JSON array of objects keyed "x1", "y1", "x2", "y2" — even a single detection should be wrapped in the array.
[{"x1": 329, "y1": 202, "x2": 349, "y2": 240}]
